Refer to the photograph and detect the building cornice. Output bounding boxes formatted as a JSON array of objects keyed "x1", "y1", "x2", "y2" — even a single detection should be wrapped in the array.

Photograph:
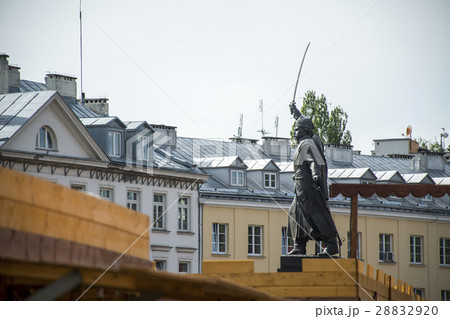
[{"x1": 0, "y1": 152, "x2": 206, "y2": 190}]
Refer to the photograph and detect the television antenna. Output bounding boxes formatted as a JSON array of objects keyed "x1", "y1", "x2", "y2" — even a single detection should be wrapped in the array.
[{"x1": 257, "y1": 99, "x2": 269, "y2": 136}]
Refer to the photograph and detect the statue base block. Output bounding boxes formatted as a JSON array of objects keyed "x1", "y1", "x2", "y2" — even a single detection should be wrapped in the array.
[{"x1": 277, "y1": 255, "x2": 341, "y2": 272}]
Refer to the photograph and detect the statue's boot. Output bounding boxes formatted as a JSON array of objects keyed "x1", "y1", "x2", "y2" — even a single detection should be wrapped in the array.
[
  {"x1": 288, "y1": 239, "x2": 307, "y2": 255},
  {"x1": 319, "y1": 234, "x2": 339, "y2": 256}
]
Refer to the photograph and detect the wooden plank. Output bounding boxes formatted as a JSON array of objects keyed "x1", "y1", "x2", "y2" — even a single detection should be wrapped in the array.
[
  {"x1": 376, "y1": 269, "x2": 384, "y2": 283},
  {"x1": 205, "y1": 271, "x2": 357, "y2": 287},
  {"x1": 0, "y1": 200, "x2": 148, "y2": 259},
  {"x1": 0, "y1": 260, "x2": 282, "y2": 301},
  {"x1": 302, "y1": 258, "x2": 357, "y2": 273},
  {"x1": 259, "y1": 285, "x2": 358, "y2": 298},
  {"x1": 202, "y1": 260, "x2": 254, "y2": 274},
  {"x1": 357, "y1": 260, "x2": 365, "y2": 274},
  {"x1": 0, "y1": 167, "x2": 149, "y2": 236},
  {"x1": 367, "y1": 264, "x2": 375, "y2": 279}
]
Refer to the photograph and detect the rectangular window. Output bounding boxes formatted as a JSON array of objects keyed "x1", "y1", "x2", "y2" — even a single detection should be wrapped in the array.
[
  {"x1": 178, "y1": 261, "x2": 190, "y2": 273},
  {"x1": 440, "y1": 237, "x2": 450, "y2": 266},
  {"x1": 127, "y1": 191, "x2": 139, "y2": 211},
  {"x1": 413, "y1": 288, "x2": 425, "y2": 298},
  {"x1": 264, "y1": 173, "x2": 276, "y2": 189},
  {"x1": 155, "y1": 260, "x2": 166, "y2": 271},
  {"x1": 248, "y1": 225, "x2": 263, "y2": 256},
  {"x1": 281, "y1": 227, "x2": 294, "y2": 255},
  {"x1": 379, "y1": 234, "x2": 394, "y2": 262},
  {"x1": 99, "y1": 187, "x2": 113, "y2": 201},
  {"x1": 347, "y1": 231, "x2": 362, "y2": 259},
  {"x1": 71, "y1": 184, "x2": 85, "y2": 192},
  {"x1": 212, "y1": 223, "x2": 227, "y2": 254},
  {"x1": 108, "y1": 131, "x2": 121, "y2": 157},
  {"x1": 153, "y1": 194, "x2": 165, "y2": 229},
  {"x1": 442, "y1": 290, "x2": 450, "y2": 301},
  {"x1": 410, "y1": 235, "x2": 423, "y2": 264},
  {"x1": 231, "y1": 170, "x2": 244, "y2": 186},
  {"x1": 137, "y1": 136, "x2": 150, "y2": 160},
  {"x1": 178, "y1": 197, "x2": 190, "y2": 231}
]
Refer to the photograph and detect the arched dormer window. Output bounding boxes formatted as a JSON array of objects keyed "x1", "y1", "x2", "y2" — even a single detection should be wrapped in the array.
[{"x1": 35, "y1": 126, "x2": 57, "y2": 150}]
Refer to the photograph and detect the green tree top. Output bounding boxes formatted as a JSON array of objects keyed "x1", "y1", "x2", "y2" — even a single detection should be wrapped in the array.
[{"x1": 291, "y1": 90, "x2": 352, "y2": 146}]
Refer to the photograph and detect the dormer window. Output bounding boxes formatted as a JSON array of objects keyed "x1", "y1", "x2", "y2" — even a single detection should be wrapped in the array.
[
  {"x1": 35, "y1": 126, "x2": 56, "y2": 150},
  {"x1": 231, "y1": 170, "x2": 244, "y2": 186},
  {"x1": 108, "y1": 131, "x2": 121, "y2": 157},
  {"x1": 264, "y1": 172, "x2": 276, "y2": 189},
  {"x1": 137, "y1": 136, "x2": 149, "y2": 160}
]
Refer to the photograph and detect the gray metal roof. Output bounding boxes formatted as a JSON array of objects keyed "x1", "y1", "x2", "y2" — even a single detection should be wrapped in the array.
[
  {"x1": 124, "y1": 121, "x2": 153, "y2": 131},
  {"x1": 402, "y1": 173, "x2": 435, "y2": 184},
  {"x1": 175, "y1": 135, "x2": 449, "y2": 213},
  {"x1": 194, "y1": 156, "x2": 245, "y2": 168},
  {"x1": 80, "y1": 117, "x2": 118, "y2": 126},
  {"x1": 19, "y1": 80, "x2": 98, "y2": 118},
  {"x1": 20, "y1": 80, "x2": 47, "y2": 92},
  {"x1": 0, "y1": 91, "x2": 56, "y2": 147},
  {"x1": 244, "y1": 158, "x2": 277, "y2": 171},
  {"x1": 175, "y1": 137, "x2": 266, "y2": 162}
]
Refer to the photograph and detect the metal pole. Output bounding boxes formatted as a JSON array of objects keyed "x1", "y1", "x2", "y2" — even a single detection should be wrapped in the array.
[{"x1": 79, "y1": 0, "x2": 84, "y2": 104}]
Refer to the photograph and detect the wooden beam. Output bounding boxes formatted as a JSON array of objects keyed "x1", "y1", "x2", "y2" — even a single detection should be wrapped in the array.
[
  {"x1": 0, "y1": 260, "x2": 282, "y2": 301},
  {"x1": 202, "y1": 260, "x2": 254, "y2": 274}
]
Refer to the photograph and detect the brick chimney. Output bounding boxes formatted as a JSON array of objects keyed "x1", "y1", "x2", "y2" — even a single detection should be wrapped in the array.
[
  {"x1": 0, "y1": 54, "x2": 10, "y2": 94},
  {"x1": 84, "y1": 98, "x2": 109, "y2": 117},
  {"x1": 324, "y1": 144, "x2": 353, "y2": 163},
  {"x1": 45, "y1": 73, "x2": 77, "y2": 98},
  {"x1": 261, "y1": 136, "x2": 292, "y2": 162}
]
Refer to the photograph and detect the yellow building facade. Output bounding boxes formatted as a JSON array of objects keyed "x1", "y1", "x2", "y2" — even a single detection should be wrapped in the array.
[{"x1": 201, "y1": 199, "x2": 450, "y2": 301}]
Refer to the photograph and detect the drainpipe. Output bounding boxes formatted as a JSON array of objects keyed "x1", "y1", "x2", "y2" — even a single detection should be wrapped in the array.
[{"x1": 198, "y1": 197, "x2": 203, "y2": 274}]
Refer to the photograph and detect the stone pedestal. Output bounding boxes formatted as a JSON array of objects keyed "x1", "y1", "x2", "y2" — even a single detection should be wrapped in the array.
[{"x1": 278, "y1": 255, "x2": 341, "y2": 272}]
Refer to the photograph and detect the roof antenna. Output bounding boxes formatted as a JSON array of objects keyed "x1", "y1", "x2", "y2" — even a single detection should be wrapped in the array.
[
  {"x1": 257, "y1": 99, "x2": 269, "y2": 137},
  {"x1": 237, "y1": 114, "x2": 243, "y2": 138},
  {"x1": 275, "y1": 115, "x2": 279, "y2": 138},
  {"x1": 79, "y1": 0, "x2": 85, "y2": 105}
]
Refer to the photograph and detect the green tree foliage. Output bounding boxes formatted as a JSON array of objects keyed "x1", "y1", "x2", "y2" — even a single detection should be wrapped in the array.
[
  {"x1": 291, "y1": 91, "x2": 352, "y2": 146},
  {"x1": 415, "y1": 137, "x2": 446, "y2": 152}
]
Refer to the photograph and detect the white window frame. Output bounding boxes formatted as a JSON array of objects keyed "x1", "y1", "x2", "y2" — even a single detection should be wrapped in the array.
[
  {"x1": 281, "y1": 227, "x2": 294, "y2": 255},
  {"x1": 137, "y1": 136, "x2": 150, "y2": 161},
  {"x1": 440, "y1": 237, "x2": 450, "y2": 266},
  {"x1": 347, "y1": 231, "x2": 362, "y2": 260},
  {"x1": 70, "y1": 184, "x2": 85, "y2": 192},
  {"x1": 231, "y1": 170, "x2": 244, "y2": 186},
  {"x1": 212, "y1": 223, "x2": 227, "y2": 254},
  {"x1": 35, "y1": 126, "x2": 56, "y2": 150},
  {"x1": 248, "y1": 225, "x2": 263, "y2": 256},
  {"x1": 154, "y1": 259, "x2": 167, "y2": 271},
  {"x1": 127, "y1": 190, "x2": 140, "y2": 211},
  {"x1": 264, "y1": 172, "x2": 276, "y2": 189},
  {"x1": 178, "y1": 196, "x2": 190, "y2": 231},
  {"x1": 178, "y1": 261, "x2": 190, "y2": 273},
  {"x1": 153, "y1": 193, "x2": 166, "y2": 229},
  {"x1": 108, "y1": 131, "x2": 121, "y2": 157},
  {"x1": 99, "y1": 187, "x2": 113, "y2": 202},
  {"x1": 379, "y1": 233, "x2": 394, "y2": 262},
  {"x1": 410, "y1": 235, "x2": 423, "y2": 264}
]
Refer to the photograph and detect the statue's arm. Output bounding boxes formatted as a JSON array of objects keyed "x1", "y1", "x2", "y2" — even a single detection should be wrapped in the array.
[{"x1": 289, "y1": 101, "x2": 301, "y2": 120}]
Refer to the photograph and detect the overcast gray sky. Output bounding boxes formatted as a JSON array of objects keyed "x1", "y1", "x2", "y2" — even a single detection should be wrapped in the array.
[{"x1": 2, "y1": 0, "x2": 449, "y2": 154}]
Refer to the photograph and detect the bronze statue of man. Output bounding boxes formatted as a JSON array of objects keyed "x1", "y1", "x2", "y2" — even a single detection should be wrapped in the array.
[{"x1": 288, "y1": 101, "x2": 339, "y2": 256}]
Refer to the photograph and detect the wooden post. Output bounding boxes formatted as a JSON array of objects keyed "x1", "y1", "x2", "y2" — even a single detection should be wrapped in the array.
[{"x1": 350, "y1": 194, "x2": 358, "y2": 259}]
